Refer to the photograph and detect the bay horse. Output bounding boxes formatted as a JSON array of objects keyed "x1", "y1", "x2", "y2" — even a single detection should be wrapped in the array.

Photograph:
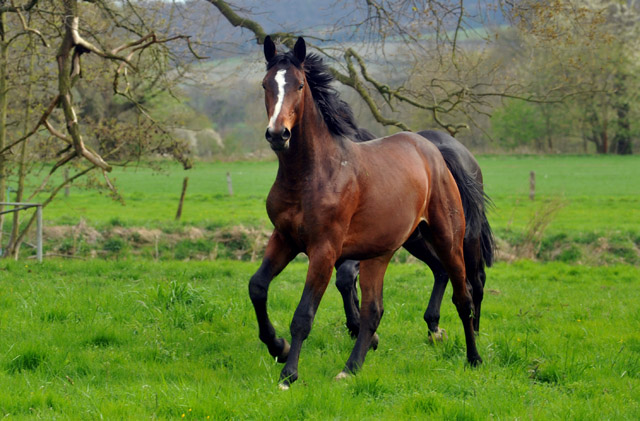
[
  {"x1": 336, "y1": 130, "x2": 494, "y2": 343},
  {"x1": 250, "y1": 36, "x2": 481, "y2": 389}
]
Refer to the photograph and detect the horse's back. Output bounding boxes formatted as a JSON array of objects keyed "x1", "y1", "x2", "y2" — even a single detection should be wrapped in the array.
[
  {"x1": 344, "y1": 132, "x2": 462, "y2": 253},
  {"x1": 417, "y1": 130, "x2": 482, "y2": 183}
]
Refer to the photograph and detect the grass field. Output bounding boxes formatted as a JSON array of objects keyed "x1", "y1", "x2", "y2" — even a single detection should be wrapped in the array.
[
  {"x1": 7, "y1": 154, "x2": 636, "y2": 263},
  {"x1": 2, "y1": 155, "x2": 639, "y2": 418},
  {"x1": 20, "y1": 154, "x2": 639, "y2": 234},
  {"x1": 1, "y1": 259, "x2": 639, "y2": 419}
]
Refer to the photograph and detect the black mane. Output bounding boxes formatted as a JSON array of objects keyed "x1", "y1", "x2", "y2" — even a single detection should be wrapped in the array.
[{"x1": 267, "y1": 50, "x2": 375, "y2": 142}]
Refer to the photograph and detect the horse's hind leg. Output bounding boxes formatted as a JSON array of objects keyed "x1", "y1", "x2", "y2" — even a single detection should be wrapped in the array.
[
  {"x1": 464, "y1": 239, "x2": 485, "y2": 334},
  {"x1": 337, "y1": 254, "x2": 391, "y2": 378},
  {"x1": 403, "y1": 234, "x2": 448, "y2": 341},
  {"x1": 335, "y1": 260, "x2": 380, "y2": 349},
  {"x1": 425, "y1": 211, "x2": 482, "y2": 365},
  {"x1": 335, "y1": 260, "x2": 361, "y2": 338}
]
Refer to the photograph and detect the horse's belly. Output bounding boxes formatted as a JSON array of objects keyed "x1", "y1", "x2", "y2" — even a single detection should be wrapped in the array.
[{"x1": 341, "y1": 194, "x2": 424, "y2": 260}]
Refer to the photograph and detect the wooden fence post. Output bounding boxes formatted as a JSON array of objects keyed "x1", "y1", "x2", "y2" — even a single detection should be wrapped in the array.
[
  {"x1": 529, "y1": 171, "x2": 536, "y2": 201},
  {"x1": 175, "y1": 177, "x2": 189, "y2": 220},
  {"x1": 227, "y1": 171, "x2": 233, "y2": 196}
]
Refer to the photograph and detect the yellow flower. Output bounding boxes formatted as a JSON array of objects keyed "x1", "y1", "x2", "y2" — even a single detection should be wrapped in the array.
[
  {"x1": 181, "y1": 414, "x2": 185, "y2": 418},
  {"x1": 577, "y1": 319, "x2": 581, "y2": 322}
]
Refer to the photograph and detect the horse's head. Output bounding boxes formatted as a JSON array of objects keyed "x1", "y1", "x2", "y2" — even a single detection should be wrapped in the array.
[{"x1": 262, "y1": 36, "x2": 307, "y2": 151}]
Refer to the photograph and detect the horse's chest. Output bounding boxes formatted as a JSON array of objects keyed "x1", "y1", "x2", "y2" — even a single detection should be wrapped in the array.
[
  {"x1": 267, "y1": 191, "x2": 338, "y2": 248},
  {"x1": 267, "y1": 196, "x2": 306, "y2": 239}
]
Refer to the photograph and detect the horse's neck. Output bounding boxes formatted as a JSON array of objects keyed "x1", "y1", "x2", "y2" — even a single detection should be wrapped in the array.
[{"x1": 276, "y1": 96, "x2": 347, "y2": 185}]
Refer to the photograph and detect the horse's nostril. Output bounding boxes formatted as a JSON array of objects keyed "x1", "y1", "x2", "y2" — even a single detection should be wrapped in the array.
[
  {"x1": 265, "y1": 128, "x2": 273, "y2": 141},
  {"x1": 282, "y1": 128, "x2": 291, "y2": 141}
]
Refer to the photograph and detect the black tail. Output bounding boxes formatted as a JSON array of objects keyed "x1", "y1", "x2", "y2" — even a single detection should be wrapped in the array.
[{"x1": 438, "y1": 148, "x2": 495, "y2": 267}]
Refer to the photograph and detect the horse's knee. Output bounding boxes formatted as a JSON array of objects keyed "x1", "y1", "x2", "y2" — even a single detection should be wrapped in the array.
[
  {"x1": 452, "y1": 290, "x2": 474, "y2": 316},
  {"x1": 249, "y1": 271, "x2": 268, "y2": 304},
  {"x1": 290, "y1": 304, "x2": 316, "y2": 340},
  {"x1": 468, "y1": 271, "x2": 484, "y2": 303},
  {"x1": 479, "y1": 264, "x2": 487, "y2": 283},
  {"x1": 336, "y1": 261, "x2": 358, "y2": 292},
  {"x1": 363, "y1": 300, "x2": 383, "y2": 332}
]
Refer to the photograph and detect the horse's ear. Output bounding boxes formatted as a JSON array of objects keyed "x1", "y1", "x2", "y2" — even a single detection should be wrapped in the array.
[
  {"x1": 264, "y1": 35, "x2": 276, "y2": 62},
  {"x1": 293, "y1": 37, "x2": 306, "y2": 64}
]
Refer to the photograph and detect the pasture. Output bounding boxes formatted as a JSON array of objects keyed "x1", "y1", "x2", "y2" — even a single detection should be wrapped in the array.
[
  {"x1": 34, "y1": 154, "x2": 640, "y2": 233},
  {"x1": 21, "y1": 154, "x2": 640, "y2": 263},
  {"x1": 1, "y1": 259, "x2": 639, "y2": 419},
  {"x1": 1, "y1": 154, "x2": 639, "y2": 418}
]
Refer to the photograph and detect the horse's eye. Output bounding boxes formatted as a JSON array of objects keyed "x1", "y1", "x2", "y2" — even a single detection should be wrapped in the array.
[{"x1": 298, "y1": 83, "x2": 304, "y2": 91}]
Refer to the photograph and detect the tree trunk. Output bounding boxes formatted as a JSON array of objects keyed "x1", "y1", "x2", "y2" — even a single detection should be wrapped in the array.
[
  {"x1": 612, "y1": 74, "x2": 632, "y2": 155},
  {"x1": 0, "y1": 13, "x2": 8, "y2": 248},
  {"x1": 7, "y1": 33, "x2": 36, "y2": 259},
  {"x1": 585, "y1": 108, "x2": 607, "y2": 154},
  {"x1": 600, "y1": 116, "x2": 608, "y2": 154},
  {"x1": 543, "y1": 107, "x2": 553, "y2": 152}
]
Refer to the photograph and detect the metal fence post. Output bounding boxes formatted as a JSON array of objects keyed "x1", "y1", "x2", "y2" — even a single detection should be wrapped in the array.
[
  {"x1": 0, "y1": 202, "x2": 43, "y2": 261},
  {"x1": 36, "y1": 205, "x2": 43, "y2": 263}
]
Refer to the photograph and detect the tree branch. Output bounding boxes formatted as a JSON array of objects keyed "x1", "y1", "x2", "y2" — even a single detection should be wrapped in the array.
[{"x1": 0, "y1": 0, "x2": 38, "y2": 13}]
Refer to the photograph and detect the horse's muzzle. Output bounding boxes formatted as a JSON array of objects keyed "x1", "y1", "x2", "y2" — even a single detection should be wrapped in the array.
[{"x1": 265, "y1": 127, "x2": 291, "y2": 151}]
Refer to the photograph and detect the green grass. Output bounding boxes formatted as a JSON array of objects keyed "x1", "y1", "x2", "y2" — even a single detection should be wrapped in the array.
[
  {"x1": 12, "y1": 154, "x2": 638, "y2": 234},
  {"x1": 479, "y1": 154, "x2": 640, "y2": 233},
  {"x1": 1, "y1": 259, "x2": 639, "y2": 418}
]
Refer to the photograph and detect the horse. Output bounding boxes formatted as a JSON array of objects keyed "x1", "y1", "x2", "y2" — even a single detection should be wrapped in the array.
[
  {"x1": 336, "y1": 130, "x2": 494, "y2": 343},
  {"x1": 249, "y1": 36, "x2": 481, "y2": 389}
]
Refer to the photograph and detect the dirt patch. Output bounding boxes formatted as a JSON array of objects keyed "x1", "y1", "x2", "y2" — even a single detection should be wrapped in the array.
[
  {"x1": 131, "y1": 228, "x2": 162, "y2": 244},
  {"x1": 185, "y1": 227, "x2": 205, "y2": 241}
]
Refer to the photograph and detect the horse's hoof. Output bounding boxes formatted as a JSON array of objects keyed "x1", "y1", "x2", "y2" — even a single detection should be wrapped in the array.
[
  {"x1": 278, "y1": 382, "x2": 290, "y2": 391},
  {"x1": 370, "y1": 333, "x2": 379, "y2": 350},
  {"x1": 334, "y1": 371, "x2": 351, "y2": 381},
  {"x1": 428, "y1": 328, "x2": 447, "y2": 343},
  {"x1": 468, "y1": 355, "x2": 483, "y2": 367},
  {"x1": 274, "y1": 339, "x2": 290, "y2": 363}
]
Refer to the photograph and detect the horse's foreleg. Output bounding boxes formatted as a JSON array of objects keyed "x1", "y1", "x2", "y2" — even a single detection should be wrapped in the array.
[
  {"x1": 249, "y1": 231, "x2": 297, "y2": 362},
  {"x1": 338, "y1": 254, "x2": 391, "y2": 378},
  {"x1": 335, "y1": 260, "x2": 361, "y2": 338},
  {"x1": 279, "y1": 245, "x2": 336, "y2": 389}
]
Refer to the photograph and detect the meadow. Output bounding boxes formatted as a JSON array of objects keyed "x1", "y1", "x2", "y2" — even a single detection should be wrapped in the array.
[
  {"x1": 17, "y1": 154, "x2": 640, "y2": 263},
  {"x1": 1, "y1": 154, "x2": 639, "y2": 418},
  {"x1": 1, "y1": 259, "x2": 639, "y2": 419},
  {"x1": 28, "y1": 154, "x2": 640, "y2": 233}
]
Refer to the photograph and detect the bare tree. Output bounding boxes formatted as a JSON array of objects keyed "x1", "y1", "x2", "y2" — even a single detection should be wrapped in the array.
[
  {"x1": 205, "y1": 0, "x2": 583, "y2": 138},
  {"x1": 0, "y1": 0, "x2": 203, "y2": 258}
]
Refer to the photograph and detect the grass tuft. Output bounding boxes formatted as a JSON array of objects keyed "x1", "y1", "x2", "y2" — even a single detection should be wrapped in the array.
[{"x1": 6, "y1": 349, "x2": 47, "y2": 373}]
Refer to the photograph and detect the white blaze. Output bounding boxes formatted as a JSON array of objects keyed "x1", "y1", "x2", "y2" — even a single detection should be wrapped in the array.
[{"x1": 268, "y1": 69, "x2": 287, "y2": 129}]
